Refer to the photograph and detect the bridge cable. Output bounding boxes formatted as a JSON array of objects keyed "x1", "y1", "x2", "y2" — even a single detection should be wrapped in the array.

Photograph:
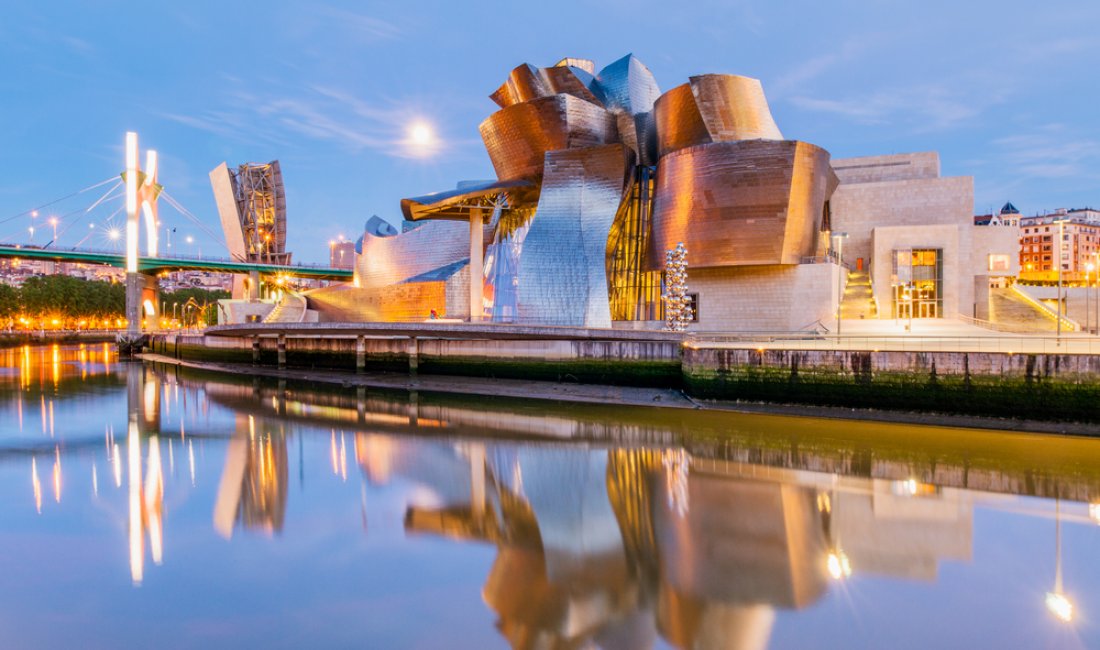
[
  {"x1": 51, "y1": 182, "x2": 124, "y2": 246},
  {"x1": 158, "y1": 190, "x2": 233, "y2": 255},
  {"x1": 0, "y1": 177, "x2": 119, "y2": 227}
]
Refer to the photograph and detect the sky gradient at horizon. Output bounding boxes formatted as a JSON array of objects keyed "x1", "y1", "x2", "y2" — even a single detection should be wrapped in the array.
[{"x1": 2, "y1": 1, "x2": 1098, "y2": 263}]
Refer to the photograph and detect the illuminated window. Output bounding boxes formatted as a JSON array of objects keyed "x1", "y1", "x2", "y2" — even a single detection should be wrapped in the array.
[{"x1": 988, "y1": 254, "x2": 1010, "y2": 272}]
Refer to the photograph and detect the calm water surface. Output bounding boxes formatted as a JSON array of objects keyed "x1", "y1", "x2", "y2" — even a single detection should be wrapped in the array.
[{"x1": 2, "y1": 344, "x2": 1099, "y2": 649}]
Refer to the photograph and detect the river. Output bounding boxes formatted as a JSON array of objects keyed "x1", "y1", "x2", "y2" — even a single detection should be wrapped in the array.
[{"x1": 1, "y1": 344, "x2": 1097, "y2": 649}]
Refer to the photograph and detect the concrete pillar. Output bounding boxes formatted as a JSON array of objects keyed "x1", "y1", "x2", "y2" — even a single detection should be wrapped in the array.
[
  {"x1": 469, "y1": 208, "x2": 484, "y2": 321},
  {"x1": 408, "y1": 336, "x2": 418, "y2": 376},
  {"x1": 247, "y1": 270, "x2": 260, "y2": 302},
  {"x1": 277, "y1": 334, "x2": 286, "y2": 369},
  {"x1": 125, "y1": 272, "x2": 143, "y2": 335},
  {"x1": 469, "y1": 444, "x2": 486, "y2": 519},
  {"x1": 355, "y1": 335, "x2": 366, "y2": 374},
  {"x1": 251, "y1": 336, "x2": 261, "y2": 364}
]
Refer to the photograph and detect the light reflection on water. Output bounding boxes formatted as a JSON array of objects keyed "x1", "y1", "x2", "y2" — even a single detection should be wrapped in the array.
[{"x1": 0, "y1": 344, "x2": 1099, "y2": 649}]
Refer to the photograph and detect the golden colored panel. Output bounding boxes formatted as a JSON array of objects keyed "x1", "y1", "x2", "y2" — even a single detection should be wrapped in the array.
[
  {"x1": 689, "y1": 74, "x2": 782, "y2": 142},
  {"x1": 653, "y1": 83, "x2": 711, "y2": 159},
  {"x1": 648, "y1": 140, "x2": 834, "y2": 270},
  {"x1": 479, "y1": 95, "x2": 619, "y2": 182}
]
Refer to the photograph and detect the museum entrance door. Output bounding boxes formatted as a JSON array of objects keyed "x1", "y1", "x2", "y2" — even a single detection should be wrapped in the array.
[{"x1": 891, "y1": 249, "x2": 943, "y2": 319}]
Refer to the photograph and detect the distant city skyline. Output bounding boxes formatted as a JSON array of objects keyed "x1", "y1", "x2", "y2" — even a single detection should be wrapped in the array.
[{"x1": 2, "y1": 1, "x2": 1098, "y2": 263}]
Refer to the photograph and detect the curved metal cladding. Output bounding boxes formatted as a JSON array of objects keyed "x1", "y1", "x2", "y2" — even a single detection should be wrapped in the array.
[
  {"x1": 516, "y1": 144, "x2": 628, "y2": 327},
  {"x1": 489, "y1": 64, "x2": 553, "y2": 108},
  {"x1": 654, "y1": 75, "x2": 783, "y2": 158},
  {"x1": 647, "y1": 140, "x2": 834, "y2": 270},
  {"x1": 690, "y1": 74, "x2": 782, "y2": 142},
  {"x1": 480, "y1": 95, "x2": 619, "y2": 182},
  {"x1": 595, "y1": 54, "x2": 662, "y2": 166},
  {"x1": 653, "y1": 83, "x2": 712, "y2": 159},
  {"x1": 356, "y1": 220, "x2": 470, "y2": 290}
]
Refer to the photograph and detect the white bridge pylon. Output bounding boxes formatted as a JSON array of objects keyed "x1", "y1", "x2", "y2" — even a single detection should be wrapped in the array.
[{"x1": 124, "y1": 131, "x2": 161, "y2": 271}]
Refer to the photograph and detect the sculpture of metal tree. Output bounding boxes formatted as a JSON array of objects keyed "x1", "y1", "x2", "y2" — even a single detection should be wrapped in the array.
[{"x1": 663, "y1": 242, "x2": 692, "y2": 331}]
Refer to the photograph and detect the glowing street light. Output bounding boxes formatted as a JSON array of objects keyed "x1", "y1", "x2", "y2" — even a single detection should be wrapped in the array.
[
  {"x1": 826, "y1": 549, "x2": 852, "y2": 580},
  {"x1": 49, "y1": 217, "x2": 58, "y2": 243},
  {"x1": 1046, "y1": 499, "x2": 1075, "y2": 624}
]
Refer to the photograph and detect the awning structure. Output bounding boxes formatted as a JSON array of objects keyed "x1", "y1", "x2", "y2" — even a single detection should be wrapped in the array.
[{"x1": 400, "y1": 179, "x2": 535, "y2": 221}]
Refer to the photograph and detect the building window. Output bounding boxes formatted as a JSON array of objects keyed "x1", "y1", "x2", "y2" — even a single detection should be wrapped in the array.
[
  {"x1": 988, "y1": 254, "x2": 1010, "y2": 272},
  {"x1": 686, "y1": 293, "x2": 699, "y2": 322}
]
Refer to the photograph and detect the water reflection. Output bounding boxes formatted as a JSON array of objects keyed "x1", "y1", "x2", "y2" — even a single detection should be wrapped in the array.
[{"x1": 0, "y1": 345, "x2": 1097, "y2": 648}]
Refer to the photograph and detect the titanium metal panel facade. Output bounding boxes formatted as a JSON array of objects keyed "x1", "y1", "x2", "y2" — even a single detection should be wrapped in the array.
[
  {"x1": 356, "y1": 220, "x2": 473, "y2": 289},
  {"x1": 480, "y1": 95, "x2": 619, "y2": 182},
  {"x1": 516, "y1": 144, "x2": 628, "y2": 327},
  {"x1": 654, "y1": 75, "x2": 783, "y2": 158},
  {"x1": 648, "y1": 140, "x2": 834, "y2": 269},
  {"x1": 596, "y1": 54, "x2": 661, "y2": 166}
]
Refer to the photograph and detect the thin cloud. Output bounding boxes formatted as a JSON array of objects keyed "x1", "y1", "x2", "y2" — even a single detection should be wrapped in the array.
[
  {"x1": 790, "y1": 83, "x2": 997, "y2": 131},
  {"x1": 315, "y1": 7, "x2": 402, "y2": 41}
]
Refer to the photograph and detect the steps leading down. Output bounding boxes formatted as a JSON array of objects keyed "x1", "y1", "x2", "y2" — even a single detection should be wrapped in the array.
[
  {"x1": 263, "y1": 293, "x2": 307, "y2": 323},
  {"x1": 839, "y1": 270, "x2": 877, "y2": 320}
]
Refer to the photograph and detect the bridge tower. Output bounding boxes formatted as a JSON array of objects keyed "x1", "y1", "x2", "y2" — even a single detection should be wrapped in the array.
[{"x1": 122, "y1": 132, "x2": 163, "y2": 343}]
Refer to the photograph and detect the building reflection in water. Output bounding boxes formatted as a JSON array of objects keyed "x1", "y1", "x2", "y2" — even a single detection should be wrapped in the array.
[
  {"x1": 355, "y1": 435, "x2": 974, "y2": 650},
  {"x1": 213, "y1": 414, "x2": 288, "y2": 539}
]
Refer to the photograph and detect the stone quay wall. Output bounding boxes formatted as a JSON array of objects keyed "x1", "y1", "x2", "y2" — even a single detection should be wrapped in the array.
[
  {"x1": 683, "y1": 347, "x2": 1100, "y2": 421},
  {"x1": 151, "y1": 332, "x2": 1100, "y2": 422},
  {"x1": 152, "y1": 334, "x2": 682, "y2": 387}
]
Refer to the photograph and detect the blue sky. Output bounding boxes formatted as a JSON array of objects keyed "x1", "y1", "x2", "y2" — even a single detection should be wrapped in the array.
[{"x1": 2, "y1": 0, "x2": 1098, "y2": 263}]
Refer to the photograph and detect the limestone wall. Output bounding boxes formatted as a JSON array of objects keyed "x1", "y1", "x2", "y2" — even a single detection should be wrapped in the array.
[{"x1": 687, "y1": 263, "x2": 840, "y2": 332}]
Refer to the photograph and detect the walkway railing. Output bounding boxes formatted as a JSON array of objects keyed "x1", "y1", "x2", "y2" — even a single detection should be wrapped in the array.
[
  {"x1": 685, "y1": 332, "x2": 1100, "y2": 354},
  {"x1": 1010, "y1": 283, "x2": 1078, "y2": 331}
]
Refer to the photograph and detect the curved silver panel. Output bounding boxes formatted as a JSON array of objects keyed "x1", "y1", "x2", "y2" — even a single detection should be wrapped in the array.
[
  {"x1": 357, "y1": 220, "x2": 470, "y2": 289},
  {"x1": 596, "y1": 54, "x2": 662, "y2": 165},
  {"x1": 516, "y1": 144, "x2": 628, "y2": 327}
]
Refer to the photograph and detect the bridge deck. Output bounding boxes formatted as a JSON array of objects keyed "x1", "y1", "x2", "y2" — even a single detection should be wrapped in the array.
[{"x1": 0, "y1": 244, "x2": 353, "y2": 280}]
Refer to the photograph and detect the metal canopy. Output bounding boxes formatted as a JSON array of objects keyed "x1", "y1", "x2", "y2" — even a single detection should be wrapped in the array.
[{"x1": 400, "y1": 179, "x2": 535, "y2": 222}]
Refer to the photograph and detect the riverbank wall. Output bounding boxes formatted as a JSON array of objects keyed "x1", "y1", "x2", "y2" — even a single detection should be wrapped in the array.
[
  {"x1": 150, "y1": 330, "x2": 1100, "y2": 423},
  {"x1": 151, "y1": 333, "x2": 682, "y2": 387},
  {"x1": 0, "y1": 331, "x2": 116, "y2": 349}
]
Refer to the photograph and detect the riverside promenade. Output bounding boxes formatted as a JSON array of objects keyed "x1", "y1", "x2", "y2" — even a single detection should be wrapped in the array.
[{"x1": 148, "y1": 318, "x2": 1100, "y2": 427}]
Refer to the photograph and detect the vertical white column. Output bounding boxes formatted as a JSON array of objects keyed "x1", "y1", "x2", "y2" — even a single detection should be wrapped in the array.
[{"x1": 469, "y1": 209, "x2": 484, "y2": 322}]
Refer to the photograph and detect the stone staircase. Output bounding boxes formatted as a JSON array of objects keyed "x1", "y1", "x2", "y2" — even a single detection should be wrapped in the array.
[
  {"x1": 264, "y1": 293, "x2": 307, "y2": 323},
  {"x1": 840, "y1": 270, "x2": 877, "y2": 320},
  {"x1": 987, "y1": 286, "x2": 1059, "y2": 333}
]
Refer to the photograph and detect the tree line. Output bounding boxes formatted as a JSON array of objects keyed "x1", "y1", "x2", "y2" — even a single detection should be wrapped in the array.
[{"x1": 0, "y1": 276, "x2": 228, "y2": 328}]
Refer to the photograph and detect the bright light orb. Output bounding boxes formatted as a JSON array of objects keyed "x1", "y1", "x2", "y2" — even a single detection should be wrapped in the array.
[
  {"x1": 409, "y1": 122, "x2": 433, "y2": 145},
  {"x1": 108, "y1": 228, "x2": 121, "y2": 241},
  {"x1": 1046, "y1": 591, "x2": 1074, "y2": 623}
]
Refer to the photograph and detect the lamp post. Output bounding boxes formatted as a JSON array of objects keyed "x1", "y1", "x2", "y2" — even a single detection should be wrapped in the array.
[
  {"x1": 832, "y1": 232, "x2": 849, "y2": 341},
  {"x1": 1045, "y1": 499, "x2": 1074, "y2": 623},
  {"x1": 49, "y1": 217, "x2": 58, "y2": 245},
  {"x1": 1056, "y1": 219, "x2": 1069, "y2": 344},
  {"x1": 1087, "y1": 263, "x2": 1094, "y2": 334}
]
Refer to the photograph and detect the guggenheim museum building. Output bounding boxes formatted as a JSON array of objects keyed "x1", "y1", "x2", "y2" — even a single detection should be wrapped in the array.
[{"x1": 299, "y1": 54, "x2": 1018, "y2": 331}]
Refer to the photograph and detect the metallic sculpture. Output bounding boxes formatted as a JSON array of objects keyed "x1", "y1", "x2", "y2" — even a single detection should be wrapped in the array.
[
  {"x1": 209, "y1": 161, "x2": 290, "y2": 265},
  {"x1": 663, "y1": 243, "x2": 691, "y2": 331}
]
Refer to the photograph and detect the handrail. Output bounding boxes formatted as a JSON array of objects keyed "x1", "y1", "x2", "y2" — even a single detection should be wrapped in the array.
[{"x1": 1009, "y1": 283, "x2": 1079, "y2": 331}]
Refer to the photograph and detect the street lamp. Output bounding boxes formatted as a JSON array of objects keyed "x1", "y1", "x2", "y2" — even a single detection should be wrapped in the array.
[
  {"x1": 49, "y1": 217, "x2": 58, "y2": 244},
  {"x1": 1087, "y1": 263, "x2": 1095, "y2": 334},
  {"x1": 832, "y1": 232, "x2": 849, "y2": 340},
  {"x1": 1055, "y1": 219, "x2": 1069, "y2": 344},
  {"x1": 1045, "y1": 499, "x2": 1074, "y2": 624}
]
